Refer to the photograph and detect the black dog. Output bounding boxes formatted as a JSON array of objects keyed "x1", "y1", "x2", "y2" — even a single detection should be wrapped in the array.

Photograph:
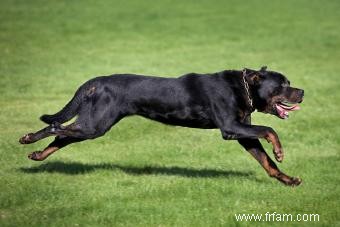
[{"x1": 19, "y1": 66, "x2": 304, "y2": 186}]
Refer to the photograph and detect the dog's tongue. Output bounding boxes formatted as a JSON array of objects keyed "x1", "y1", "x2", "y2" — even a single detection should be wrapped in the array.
[
  {"x1": 279, "y1": 103, "x2": 300, "y2": 111},
  {"x1": 276, "y1": 103, "x2": 300, "y2": 119}
]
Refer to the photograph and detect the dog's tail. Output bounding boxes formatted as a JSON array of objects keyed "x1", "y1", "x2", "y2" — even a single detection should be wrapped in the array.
[{"x1": 40, "y1": 88, "x2": 83, "y2": 125}]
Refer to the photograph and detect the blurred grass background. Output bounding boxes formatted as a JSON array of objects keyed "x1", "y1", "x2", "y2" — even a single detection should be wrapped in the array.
[{"x1": 0, "y1": 0, "x2": 339, "y2": 226}]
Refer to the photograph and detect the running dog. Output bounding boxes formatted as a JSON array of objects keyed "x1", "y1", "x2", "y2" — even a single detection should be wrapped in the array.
[{"x1": 19, "y1": 66, "x2": 304, "y2": 186}]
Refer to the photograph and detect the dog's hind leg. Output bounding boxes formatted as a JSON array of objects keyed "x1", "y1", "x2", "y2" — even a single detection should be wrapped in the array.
[
  {"x1": 20, "y1": 108, "x2": 122, "y2": 152},
  {"x1": 27, "y1": 136, "x2": 84, "y2": 161},
  {"x1": 26, "y1": 111, "x2": 123, "y2": 161},
  {"x1": 19, "y1": 123, "x2": 63, "y2": 144},
  {"x1": 26, "y1": 112, "x2": 122, "y2": 161},
  {"x1": 51, "y1": 92, "x2": 125, "y2": 139},
  {"x1": 54, "y1": 113, "x2": 123, "y2": 139}
]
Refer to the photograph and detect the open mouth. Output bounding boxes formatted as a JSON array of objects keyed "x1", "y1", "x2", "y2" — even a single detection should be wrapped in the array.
[{"x1": 275, "y1": 101, "x2": 301, "y2": 119}]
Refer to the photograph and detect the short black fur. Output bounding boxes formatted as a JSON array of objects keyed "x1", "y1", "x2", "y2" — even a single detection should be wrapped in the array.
[{"x1": 20, "y1": 67, "x2": 305, "y2": 186}]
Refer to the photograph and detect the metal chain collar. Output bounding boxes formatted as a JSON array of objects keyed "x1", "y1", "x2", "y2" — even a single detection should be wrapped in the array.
[{"x1": 242, "y1": 69, "x2": 253, "y2": 110}]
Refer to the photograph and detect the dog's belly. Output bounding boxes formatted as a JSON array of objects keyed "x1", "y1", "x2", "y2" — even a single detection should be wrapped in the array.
[
  {"x1": 141, "y1": 115, "x2": 216, "y2": 129},
  {"x1": 137, "y1": 108, "x2": 216, "y2": 129}
]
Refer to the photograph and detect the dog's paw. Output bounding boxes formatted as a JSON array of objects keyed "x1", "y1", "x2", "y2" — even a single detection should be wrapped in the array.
[
  {"x1": 287, "y1": 177, "x2": 302, "y2": 187},
  {"x1": 19, "y1": 133, "x2": 34, "y2": 144},
  {"x1": 28, "y1": 151, "x2": 43, "y2": 161},
  {"x1": 273, "y1": 147, "x2": 284, "y2": 162}
]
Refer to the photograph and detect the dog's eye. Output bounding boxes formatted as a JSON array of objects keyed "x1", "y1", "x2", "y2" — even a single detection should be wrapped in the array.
[
  {"x1": 282, "y1": 80, "x2": 290, "y2": 87},
  {"x1": 271, "y1": 87, "x2": 282, "y2": 96}
]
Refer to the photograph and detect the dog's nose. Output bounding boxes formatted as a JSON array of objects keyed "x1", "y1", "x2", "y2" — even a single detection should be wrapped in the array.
[
  {"x1": 298, "y1": 89, "x2": 304, "y2": 103},
  {"x1": 299, "y1": 89, "x2": 304, "y2": 97}
]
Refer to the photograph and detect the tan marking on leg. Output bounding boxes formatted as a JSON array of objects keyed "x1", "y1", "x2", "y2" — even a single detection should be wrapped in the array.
[
  {"x1": 248, "y1": 148, "x2": 301, "y2": 186},
  {"x1": 265, "y1": 131, "x2": 284, "y2": 162},
  {"x1": 28, "y1": 146, "x2": 59, "y2": 161}
]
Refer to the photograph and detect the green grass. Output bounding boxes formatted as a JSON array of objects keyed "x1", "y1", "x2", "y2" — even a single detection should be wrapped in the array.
[{"x1": 1, "y1": 0, "x2": 340, "y2": 226}]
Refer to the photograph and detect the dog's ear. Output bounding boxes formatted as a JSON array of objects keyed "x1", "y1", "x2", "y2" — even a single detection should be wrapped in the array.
[
  {"x1": 248, "y1": 73, "x2": 263, "y2": 85},
  {"x1": 243, "y1": 68, "x2": 263, "y2": 85}
]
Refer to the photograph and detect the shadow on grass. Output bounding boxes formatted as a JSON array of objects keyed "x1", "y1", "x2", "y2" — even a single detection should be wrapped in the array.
[{"x1": 20, "y1": 161, "x2": 254, "y2": 179}]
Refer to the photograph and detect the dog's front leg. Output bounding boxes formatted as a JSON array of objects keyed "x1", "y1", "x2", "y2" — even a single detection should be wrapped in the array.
[
  {"x1": 238, "y1": 138, "x2": 301, "y2": 186},
  {"x1": 220, "y1": 122, "x2": 284, "y2": 162}
]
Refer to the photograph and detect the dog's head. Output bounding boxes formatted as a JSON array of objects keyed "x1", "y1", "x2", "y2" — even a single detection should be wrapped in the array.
[{"x1": 245, "y1": 66, "x2": 304, "y2": 119}]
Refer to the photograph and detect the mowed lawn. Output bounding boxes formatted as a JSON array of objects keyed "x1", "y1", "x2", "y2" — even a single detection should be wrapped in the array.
[{"x1": 1, "y1": 0, "x2": 339, "y2": 226}]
